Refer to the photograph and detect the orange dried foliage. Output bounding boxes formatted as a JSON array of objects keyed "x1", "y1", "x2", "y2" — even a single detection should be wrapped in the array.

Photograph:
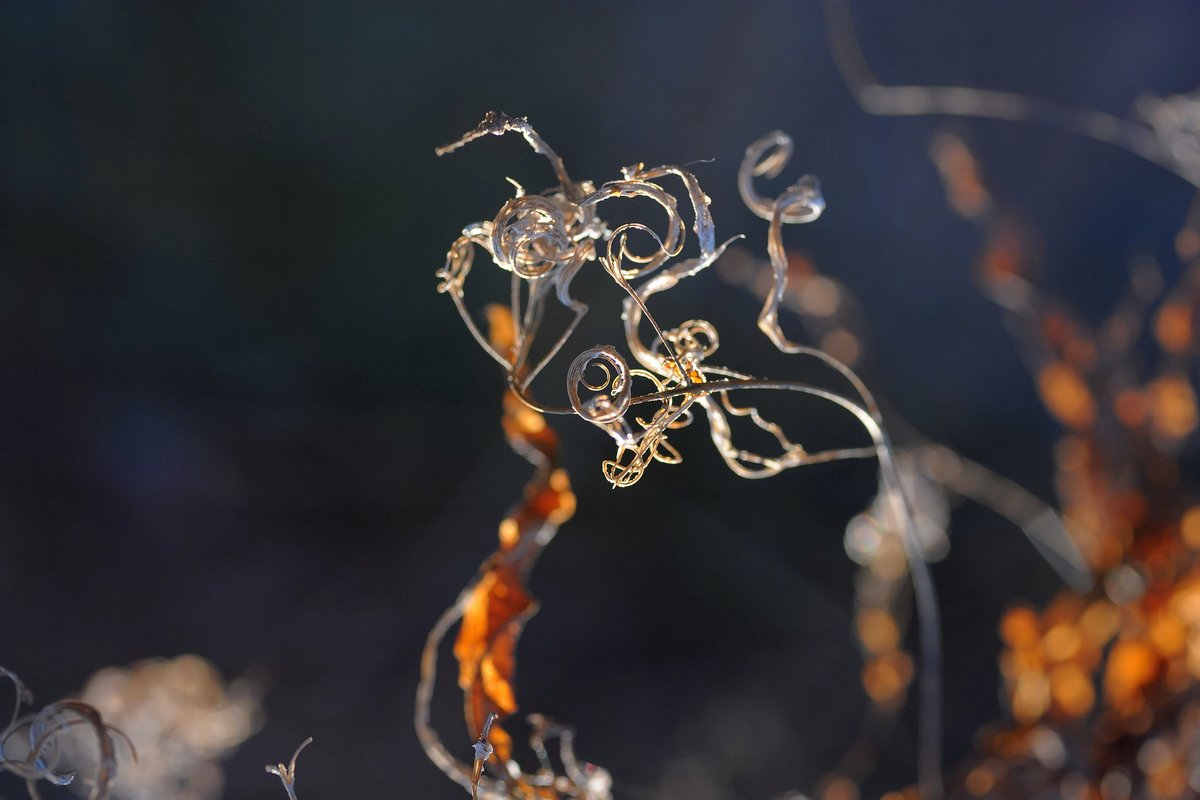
[
  {"x1": 454, "y1": 306, "x2": 576, "y2": 764},
  {"x1": 857, "y1": 608, "x2": 901, "y2": 656},
  {"x1": 979, "y1": 223, "x2": 1026, "y2": 287},
  {"x1": 963, "y1": 764, "x2": 996, "y2": 797},
  {"x1": 1178, "y1": 228, "x2": 1200, "y2": 261},
  {"x1": 486, "y1": 304, "x2": 518, "y2": 359},
  {"x1": 1049, "y1": 662, "x2": 1094, "y2": 717},
  {"x1": 786, "y1": 249, "x2": 816, "y2": 279},
  {"x1": 1114, "y1": 389, "x2": 1148, "y2": 429},
  {"x1": 1181, "y1": 507, "x2": 1200, "y2": 549},
  {"x1": 1104, "y1": 640, "x2": 1158, "y2": 716},
  {"x1": 1038, "y1": 362, "x2": 1097, "y2": 430},
  {"x1": 913, "y1": 123, "x2": 1200, "y2": 800},
  {"x1": 1147, "y1": 374, "x2": 1198, "y2": 442},
  {"x1": 1000, "y1": 606, "x2": 1041, "y2": 650},
  {"x1": 998, "y1": 594, "x2": 1122, "y2": 726},
  {"x1": 819, "y1": 773, "x2": 861, "y2": 800},
  {"x1": 863, "y1": 651, "x2": 914, "y2": 708},
  {"x1": 1153, "y1": 304, "x2": 1192, "y2": 354}
]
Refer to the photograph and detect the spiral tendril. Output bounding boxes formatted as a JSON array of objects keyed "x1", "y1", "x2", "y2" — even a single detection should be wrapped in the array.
[{"x1": 567, "y1": 347, "x2": 632, "y2": 426}]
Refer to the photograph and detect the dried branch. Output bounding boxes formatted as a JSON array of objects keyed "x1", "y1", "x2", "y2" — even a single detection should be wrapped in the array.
[
  {"x1": 265, "y1": 737, "x2": 313, "y2": 800},
  {"x1": 433, "y1": 112, "x2": 944, "y2": 799},
  {"x1": 823, "y1": 0, "x2": 1200, "y2": 188}
]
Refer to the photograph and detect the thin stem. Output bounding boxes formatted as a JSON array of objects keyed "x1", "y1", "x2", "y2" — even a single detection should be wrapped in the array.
[
  {"x1": 415, "y1": 597, "x2": 480, "y2": 796},
  {"x1": 630, "y1": 376, "x2": 944, "y2": 798},
  {"x1": 823, "y1": 0, "x2": 1200, "y2": 188}
]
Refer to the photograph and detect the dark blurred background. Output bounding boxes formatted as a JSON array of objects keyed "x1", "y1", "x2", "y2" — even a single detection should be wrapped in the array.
[{"x1": 3, "y1": 2, "x2": 1199, "y2": 798}]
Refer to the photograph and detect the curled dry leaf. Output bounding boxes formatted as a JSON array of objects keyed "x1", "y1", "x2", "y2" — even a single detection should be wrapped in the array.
[{"x1": 454, "y1": 305, "x2": 576, "y2": 765}]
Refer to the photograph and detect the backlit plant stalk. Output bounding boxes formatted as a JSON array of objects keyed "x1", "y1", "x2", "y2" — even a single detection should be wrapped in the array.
[{"x1": 426, "y1": 111, "x2": 946, "y2": 799}]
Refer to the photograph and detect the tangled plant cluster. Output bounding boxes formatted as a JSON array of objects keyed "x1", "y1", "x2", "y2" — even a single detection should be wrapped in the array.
[
  {"x1": 434, "y1": 111, "x2": 887, "y2": 490},
  {"x1": 263, "y1": 10, "x2": 1200, "y2": 800},
  {"x1": 423, "y1": 110, "x2": 949, "y2": 800},
  {"x1": 416, "y1": 46, "x2": 1200, "y2": 799}
]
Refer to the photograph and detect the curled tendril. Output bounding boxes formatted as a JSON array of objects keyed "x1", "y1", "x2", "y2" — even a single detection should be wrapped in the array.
[
  {"x1": 0, "y1": 668, "x2": 34, "y2": 731},
  {"x1": 435, "y1": 112, "x2": 728, "y2": 423},
  {"x1": 622, "y1": 162, "x2": 716, "y2": 255},
  {"x1": 434, "y1": 112, "x2": 883, "y2": 495},
  {"x1": 582, "y1": 179, "x2": 684, "y2": 277},
  {"x1": 657, "y1": 319, "x2": 720, "y2": 363},
  {"x1": 739, "y1": 131, "x2": 826, "y2": 224},
  {"x1": 759, "y1": 176, "x2": 834, "y2": 359},
  {"x1": 491, "y1": 195, "x2": 574, "y2": 279},
  {"x1": 624, "y1": 370, "x2": 685, "y2": 431},
  {"x1": 603, "y1": 222, "x2": 672, "y2": 281},
  {"x1": 435, "y1": 229, "x2": 514, "y2": 373},
  {"x1": 774, "y1": 174, "x2": 825, "y2": 223},
  {"x1": 0, "y1": 674, "x2": 137, "y2": 800},
  {"x1": 567, "y1": 347, "x2": 632, "y2": 426},
  {"x1": 602, "y1": 437, "x2": 678, "y2": 489},
  {"x1": 595, "y1": 369, "x2": 694, "y2": 488},
  {"x1": 436, "y1": 234, "x2": 476, "y2": 295}
]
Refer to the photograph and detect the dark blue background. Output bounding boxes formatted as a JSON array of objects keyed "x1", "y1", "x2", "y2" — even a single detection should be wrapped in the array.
[{"x1": 2, "y1": 2, "x2": 1199, "y2": 798}]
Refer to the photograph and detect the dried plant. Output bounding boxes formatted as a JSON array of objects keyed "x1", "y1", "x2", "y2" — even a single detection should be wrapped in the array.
[
  {"x1": 425, "y1": 87, "x2": 1198, "y2": 798},
  {"x1": 75, "y1": 656, "x2": 261, "y2": 800},
  {"x1": 271, "y1": 17, "x2": 1199, "y2": 799},
  {"x1": 870, "y1": 127, "x2": 1200, "y2": 800},
  {"x1": 716, "y1": 207, "x2": 1097, "y2": 797},
  {"x1": 0, "y1": 666, "x2": 136, "y2": 800},
  {"x1": 823, "y1": 0, "x2": 1200, "y2": 189},
  {"x1": 814, "y1": 7, "x2": 1200, "y2": 797},
  {"x1": 415, "y1": 302, "x2": 607, "y2": 800},
  {"x1": 265, "y1": 737, "x2": 312, "y2": 800},
  {"x1": 425, "y1": 111, "x2": 953, "y2": 799}
]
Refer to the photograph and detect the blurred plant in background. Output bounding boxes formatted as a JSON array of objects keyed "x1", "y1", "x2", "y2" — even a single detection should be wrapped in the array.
[
  {"x1": 68, "y1": 656, "x2": 261, "y2": 800},
  {"x1": 905, "y1": 127, "x2": 1200, "y2": 800},
  {"x1": 719, "y1": 126, "x2": 1200, "y2": 797}
]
